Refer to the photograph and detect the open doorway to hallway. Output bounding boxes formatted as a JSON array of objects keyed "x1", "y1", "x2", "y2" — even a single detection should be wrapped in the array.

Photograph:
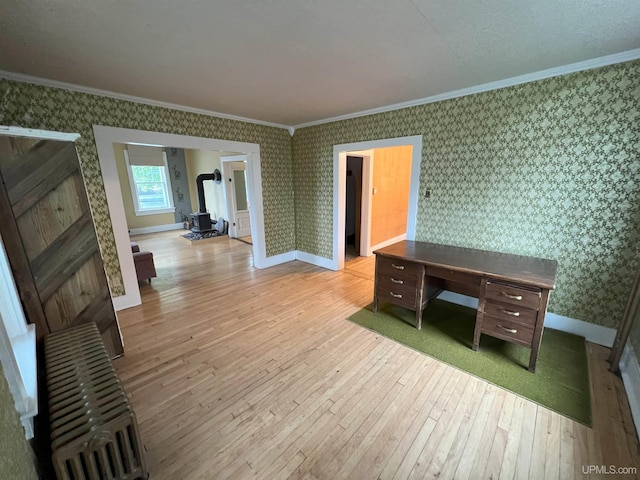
[
  {"x1": 343, "y1": 146, "x2": 414, "y2": 264},
  {"x1": 334, "y1": 136, "x2": 423, "y2": 271}
]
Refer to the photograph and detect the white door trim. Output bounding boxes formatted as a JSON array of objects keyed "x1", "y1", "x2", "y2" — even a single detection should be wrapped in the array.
[
  {"x1": 0, "y1": 126, "x2": 81, "y2": 142},
  {"x1": 221, "y1": 155, "x2": 250, "y2": 238},
  {"x1": 332, "y1": 135, "x2": 423, "y2": 271},
  {"x1": 93, "y1": 126, "x2": 266, "y2": 311}
]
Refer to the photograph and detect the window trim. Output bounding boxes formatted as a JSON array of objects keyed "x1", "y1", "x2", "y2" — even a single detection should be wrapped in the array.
[{"x1": 124, "y1": 149, "x2": 175, "y2": 216}]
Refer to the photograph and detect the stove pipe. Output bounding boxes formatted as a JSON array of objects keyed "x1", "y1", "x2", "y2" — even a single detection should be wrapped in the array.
[{"x1": 195, "y1": 173, "x2": 216, "y2": 213}]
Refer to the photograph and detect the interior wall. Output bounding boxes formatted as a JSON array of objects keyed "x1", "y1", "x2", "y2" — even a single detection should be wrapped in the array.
[
  {"x1": 184, "y1": 149, "x2": 226, "y2": 221},
  {"x1": 0, "y1": 79, "x2": 294, "y2": 296},
  {"x1": 113, "y1": 143, "x2": 176, "y2": 229},
  {"x1": 166, "y1": 147, "x2": 193, "y2": 223},
  {"x1": 292, "y1": 60, "x2": 640, "y2": 329},
  {"x1": 370, "y1": 145, "x2": 412, "y2": 246},
  {"x1": 0, "y1": 364, "x2": 38, "y2": 480}
]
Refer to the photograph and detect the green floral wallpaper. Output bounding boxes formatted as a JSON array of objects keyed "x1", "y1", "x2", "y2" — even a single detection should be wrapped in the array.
[
  {"x1": 0, "y1": 80, "x2": 295, "y2": 296},
  {"x1": 0, "y1": 365, "x2": 38, "y2": 479},
  {"x1": 1, "y1": 61, "x2": 638, "y2": 329},
  {"x1": 292, "y1": 61, "x2": 640, "y2": 328}
]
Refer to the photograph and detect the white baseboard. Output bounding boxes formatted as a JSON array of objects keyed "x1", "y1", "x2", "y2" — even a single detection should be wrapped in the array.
[
  {"x1": 437, "y1": 291, "x2": 617, "y2": 347},
  {"x1": 295, "y1": 250, "x2": 336, "y2": 270},
  {"x1": 112, "y1": 293, "x2": 141, "y2": 312},
  {"x1": 620, "y1": 344, "x2": 640, "y2": 440},
  {"x1": 543, "y1": 311, "x2": 617, "y2": 348},
  {"x1": 368, "y1": 234, "x2": 407, "y2": 257},
  {"x1": 256, "y1": 251, "x2": 296, "y2": 269},
  {"x1": 129, "y1": 223, "x2": 184, "y2": 236}
]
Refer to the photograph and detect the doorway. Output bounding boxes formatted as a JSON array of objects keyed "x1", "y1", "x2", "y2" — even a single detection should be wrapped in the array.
[
  {"x1": 221, "y1": 155, "x2": 252, "y2": 241},
  {"x1": 332, "y1": 136, "x2": 423, "y2": 271},
  {"x1": 345, "y1": 155, "x2": 363, "y2": 260},
  {"x1": 94, "y1": 126, "x2": 267, "y2": 311}
]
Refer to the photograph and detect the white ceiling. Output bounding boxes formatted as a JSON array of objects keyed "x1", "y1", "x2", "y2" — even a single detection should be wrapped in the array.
[{"x1": 1, "y1": 1, "x2": 639, "y2": 127}]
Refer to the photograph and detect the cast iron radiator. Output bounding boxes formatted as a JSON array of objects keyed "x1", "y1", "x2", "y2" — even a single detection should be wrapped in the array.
[{"x1": 44, "y1": 323, "x2": 147, "y2": 480}]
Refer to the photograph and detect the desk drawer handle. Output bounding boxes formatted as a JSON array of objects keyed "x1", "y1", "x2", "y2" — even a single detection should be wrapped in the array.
[
  {"x1": 391, "y1": 263, "x2": 405, "y2": 270},
  {"x1": 500, "y1": 308, "x2": 520, "y2": 317},
  {"x1": 497, "y1": 324, "x2": 518, "y2": 334},
  {"x1": 390, "y1": 292, "x2": 403, "y2": 299},
  {"x1": 500, "y1": 291, "x2": 523, "y2": 301},
  {"x1": 390, "y1": 278, "x2": 404, "y2": 285}
]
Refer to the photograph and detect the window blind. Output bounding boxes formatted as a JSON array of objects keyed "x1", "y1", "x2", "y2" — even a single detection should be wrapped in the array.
[{"x1": 126, "y1": 145, "x2": 165, "y2": 166}]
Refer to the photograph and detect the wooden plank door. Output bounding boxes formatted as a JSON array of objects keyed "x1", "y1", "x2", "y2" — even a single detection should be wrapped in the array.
[{"x1": 0, "y1": 136, "x2": 123, "y2": 357}]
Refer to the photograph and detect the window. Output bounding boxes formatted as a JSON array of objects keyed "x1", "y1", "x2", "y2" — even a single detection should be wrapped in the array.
[
  {"x1": 131, "y1": 165, "x2": 172, "y2": 210},
  {"x1": 125, "y1": 145, "x2": 175, "y2": 216},
  {"x1": 0, "y1": 233, "x2": 37, "y2": 439}
]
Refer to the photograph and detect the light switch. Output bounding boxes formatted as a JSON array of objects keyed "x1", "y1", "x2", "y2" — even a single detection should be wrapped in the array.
[{"x1": 373, "y1": 187, "x2": 377, "y2": 195}]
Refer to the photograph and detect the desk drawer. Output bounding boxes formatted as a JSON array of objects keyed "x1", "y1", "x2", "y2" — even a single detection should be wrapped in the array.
[
  {"x1": 483, "y1": 301, "x2": 537, "y2": 327},
  {"x1": 377, "y1": 273, "x2": 418, "y2": 291},
  {"x1": 482, "y1": 315, "x2": 534, "y2": 346},
  {"x1": 485, "y1": 281, "x2": 541, "y2": 310},
  {"x1": 427, "y1": 266, "x2": 479, "y2": 287},
  {"x1": 376, "y1": 256, "x2": 421, "y2": 280},
  {"x1": 376, "y1": 282, "x2": 418, "y2": 310}
]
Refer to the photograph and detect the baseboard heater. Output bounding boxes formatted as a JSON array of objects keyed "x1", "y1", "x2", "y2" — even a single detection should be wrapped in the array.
[{"x1": 44, "y1": 323, "x2": 148, "y2": 480}]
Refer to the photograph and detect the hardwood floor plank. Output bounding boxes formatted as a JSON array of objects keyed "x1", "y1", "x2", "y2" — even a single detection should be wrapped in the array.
[
  {"x1": 499, "y1": 395, "x2": 526, "y2": 480},
  {"x1": 514, "y1": 400, "x2": 538, "y2": 480},
  {"x1": 530, "y1": 407, "x2": 550, "y2": 479}
]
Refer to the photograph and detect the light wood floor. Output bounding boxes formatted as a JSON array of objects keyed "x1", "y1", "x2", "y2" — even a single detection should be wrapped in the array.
[{"x1": 114, "y1": 231, "x2": 639, "y2": 479}]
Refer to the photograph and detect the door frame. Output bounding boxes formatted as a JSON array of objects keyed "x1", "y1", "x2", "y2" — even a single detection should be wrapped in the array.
[
  {"x1": 332, "y1": 135, "x2": 423, "y2": 270},
  {"x1": 220, "y1": 155, "x2": 250, "y2": 238},
  {"x1": 94, "y1": 126, "x2": 265, "y2": 311}
]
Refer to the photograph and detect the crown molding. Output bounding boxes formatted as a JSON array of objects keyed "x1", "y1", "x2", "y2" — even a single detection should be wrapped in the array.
[
  {"x1": 292, "y1": 48, "x2": 640, "y2": 130},
  {"x1": 0, "y1": 70, "x2": 291, "y2": 132},
  {"x1": 2, "y1": 48, "x2": 638, "y2": 133}
]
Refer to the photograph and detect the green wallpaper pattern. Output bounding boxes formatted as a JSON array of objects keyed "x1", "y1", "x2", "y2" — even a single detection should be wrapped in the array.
[
  {"x1": 0, "y1": 80, "x2": 295, "y2": 296},
  {"x1": 292, "y1": 61, "x2": 640, "y2": 327},
  {"x1": 0, "y1": 365, "x2": 38, "y2": 479}
]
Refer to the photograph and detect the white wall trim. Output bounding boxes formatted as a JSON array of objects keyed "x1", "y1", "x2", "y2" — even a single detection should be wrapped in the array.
[
  {"x1": 259, "y1": 251, "x2": 297, "y2": 268},
  {"x1": 437, "y1": 291, "x2": 617, "y2": 347},
  {"x1": 332, "y1": 136, "x2": 423, "y2": 271},
  {"x1": 348, "y1": 150, "x2": 374, "y2": 258},
  {"x1": 369, "y1": 234, "x2": 408, "y2": 257},
  {"x1": 0, "y1": 71, "x2": 290, "y2": 132},
  {"x1": 543, "y1": 312, "x2": 617, "y2": 348},
  {"x1": 620, "y1": 344, "x2": 640, "y2": 441},
  {"x1": 0, "y1": 125, "x2": 80, "y2": 142},
  {"x1": 129, "y1": 223, "x2": 184, "y2": 236},
  {"x1": 93, "y1": 125, "x2": 267, "y2": 311},
  {"x1": 0, "y1": 235, "x2": 37, "y2": 439},
  {"x1": 295, "y1": 251, "x2": 336, "y2": 271},
  {"x1": 293, "y1": 48, "x2": 640, "y2": 130},
  {"x1": 3, "y1": 50, "x2": 638, "y2": 133}
]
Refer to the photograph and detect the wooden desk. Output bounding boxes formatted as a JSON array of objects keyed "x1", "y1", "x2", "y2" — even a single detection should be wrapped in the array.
[{"x1": 373, "y1": 241, "x2": 557, "y2": 372}]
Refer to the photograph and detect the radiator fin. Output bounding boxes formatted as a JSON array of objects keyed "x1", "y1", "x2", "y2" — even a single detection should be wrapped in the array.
[{"x1": 45, "y1": 323, "x2": 148, "y2": 480}]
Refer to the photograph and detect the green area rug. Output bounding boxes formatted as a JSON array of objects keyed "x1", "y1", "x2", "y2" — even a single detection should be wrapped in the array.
[{"x1": 349, "y1": 300, "x2": 591, "y2": 426}]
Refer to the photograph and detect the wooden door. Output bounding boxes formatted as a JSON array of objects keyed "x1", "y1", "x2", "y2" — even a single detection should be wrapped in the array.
[
  {"x1": 224, "y1": 160, "x2": 251, "y2": 238},
  {"x1": 0, "y1": 136, "x2": 124, "y2": 357}
]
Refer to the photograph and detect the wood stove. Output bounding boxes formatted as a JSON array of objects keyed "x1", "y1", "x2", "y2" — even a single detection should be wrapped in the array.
[
  {"x1": 190, "y1": 169, "x2": 221, "y2": 232},
  {"x1": 191, "y1": 212, "x2": 212, "y2": 232}
]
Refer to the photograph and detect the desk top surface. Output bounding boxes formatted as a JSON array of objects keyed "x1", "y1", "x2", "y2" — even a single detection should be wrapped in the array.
[{"x1": 374, "y1": 241, "x2": 558, "y2": 289}]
